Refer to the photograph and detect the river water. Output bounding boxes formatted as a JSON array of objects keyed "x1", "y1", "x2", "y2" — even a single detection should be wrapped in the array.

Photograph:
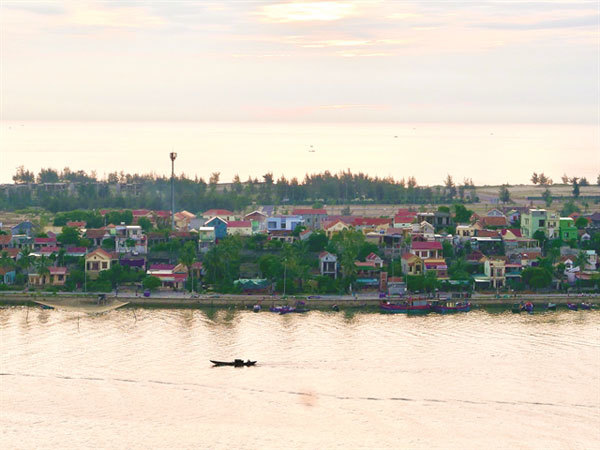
[{"x1": 1, "y1": 306, "x2": 598, "y2": 449}]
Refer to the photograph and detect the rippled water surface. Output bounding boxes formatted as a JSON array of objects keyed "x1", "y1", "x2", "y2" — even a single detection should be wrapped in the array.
[{"x1": 1, "y1": 307, "x2": 599, "y2": 449}]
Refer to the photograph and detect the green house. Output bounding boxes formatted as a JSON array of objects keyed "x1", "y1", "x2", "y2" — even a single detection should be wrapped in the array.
[
  {"x1": 520, "y1": 209, "x2": 548, "y2": 239},
  {"x1": 559, "y1": 218, "x2": 577, "y2": 241}
]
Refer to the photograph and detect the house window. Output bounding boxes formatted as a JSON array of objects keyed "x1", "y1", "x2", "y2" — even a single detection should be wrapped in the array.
[
  {"x1": 102, "y1": 262, "x2": 108, "y2": 269},
  {"x1": 538, "y1": 220, "x2": 545, "y2": 227},
  {"x1": 92, "y1": 262, "x2": 99, "y2": 270}
]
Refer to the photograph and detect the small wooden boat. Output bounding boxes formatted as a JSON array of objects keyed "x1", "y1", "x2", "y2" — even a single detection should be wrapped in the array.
[
  {"x1": 512, "y1": 302, "x2": 534, "y2": 313},
  {"x1": 522, "y1": 302, "x2": 534, "y2": 314},
  {"x1": 431, "y1": 300, "x2": 471, "y2": 314},
  {"x1": 332, "y1": 304, "x2": 340, "y2": 312},
  {"x1": 579, "y1": 302, "x2": 592, "y2": 310},
  {"x1": 210, "y1": 359, "x2": 257, "y2": 367},
  {"x1": 380, "y1": 298, "x2": 430, "y2": 314},
  {"x1": 567, "y1": 302, "x2": 578, "y2": 311},
  {"x1": 253, "y1": 304, "x2": 261, "y2": 312},
  {"x1": 546, "y1": 302, "x2": 557, "y2": 311}
]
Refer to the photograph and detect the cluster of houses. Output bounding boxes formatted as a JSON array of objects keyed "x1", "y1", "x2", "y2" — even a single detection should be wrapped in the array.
[{"x1": 1, "y1": 206, "x2": 599, "y2": 293}]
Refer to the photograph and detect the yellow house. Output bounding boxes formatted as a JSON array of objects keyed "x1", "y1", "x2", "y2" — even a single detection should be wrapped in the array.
[
  {"x1": 85, "y1": 248, "x2": 115, "y2": 279},
  {"x1": 29, "y1": 267, "x2": 68, "y2": 286},
  {"x1": 483, "y1": 258, "x2": 506, "y2": 288},
  {"x1": 323, "y1": 220, "x2": 350, "y2": 238}
]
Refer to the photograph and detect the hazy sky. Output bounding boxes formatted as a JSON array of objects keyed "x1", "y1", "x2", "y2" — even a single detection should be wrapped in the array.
[{"x1": 1, "y1": 1, "x2": 598, "y2": 123}]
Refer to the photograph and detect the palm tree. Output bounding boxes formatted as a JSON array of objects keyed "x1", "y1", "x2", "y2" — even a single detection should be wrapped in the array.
[
  {"x1": 179, "y1": 241, "x2": 197, "y2": 293},
  {"x1": 575, "y1": 251, "x2": 590, "y2": 271},
  {"x1": 0, "y1": 251, "x2": 15, "y2": 270},
  {"x1": 35, "y1": 255, "x2": 51, "y2": 287}
]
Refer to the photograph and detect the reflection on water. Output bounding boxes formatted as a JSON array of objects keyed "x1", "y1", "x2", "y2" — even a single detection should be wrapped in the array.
[{"x1": 1, "y1": 306, "x2": 598, "y2": 449}]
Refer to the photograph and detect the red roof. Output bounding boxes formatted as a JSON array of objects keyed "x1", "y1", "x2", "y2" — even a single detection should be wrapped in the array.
[
  {"x1": 481, "y1": 216, "x2": 508, "y2": 227},
  {"x1": 86, "y1": 229, "x2": 107, "y2": 239},
  {"x1": 352, "y1": 217, "x2": 391, "y2": 227},
  {"x1": 476, "y1": 230, "x2": 500, "y2": 238},
  {"x1": 3, "y1": 248, "x2": 19, "y2": 258},
  {"x1": 411, "y1": 241, "x2": 442, "y2": 250},
  {"x1": 34, "y1": 237, "x2": 56, "y2": 244},
  {"x1": 500, "y1": 228, "x2": 522, "y2": 238},
  {"x1": 319, "y1": 251, "x2": 335, "y2": 258},
  {"x1": 39, "y1": 246, "x2": 60, "y2": 254},
  {"x1": 366, "y1": 252, "x2": 382, "y2": 261},
  {"x1": 86, "y1": 248, "x2": 114, "y2": 259},
  {"x1": 355, "y1": 261, "x2": 377, "y2": 268},
  {"x1": 132, "y1": 209, "x2": 152, "y2": 216},
  {"x1": 401, "y1": 252, "x2": 419, "y2": 260},
  {"x1": 66, "y1": 221, "x2": 86, "y2": 227},
  {"x1": 292, "y1": 208, "x2": 327, "y2": 215},
  {"x1": 150, "y1": 263, "x2": 174, "y2": 270},
  {"x1": 155, "y1": 210, "x2": 171, "y2": 218},
  {"x1": 66, "y1": 247, "x2": 87, "y2": 254},
  {"x1": 203, "y1": 209, "x2": 234, "y2": 216},
  {"x1": 191, "y1": 262, "x2": 203, "y2": 269},
  {"x1": 48, "y1": 267, "x2": 68, "y2": 275},
  {"x1": 227, "y1": 221, "x2": 252, "y2": 228},
  {"x1": 0, "y1": 234, "x2": 11, "y2": 245},
  {"x1": 394, "y1": 215, "x2": 415, "y2": 223}
]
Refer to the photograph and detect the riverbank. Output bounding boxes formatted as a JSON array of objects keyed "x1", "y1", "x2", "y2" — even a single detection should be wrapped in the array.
[{"x1": 1, "y1": 292, "x2": 599, "y2": 310}]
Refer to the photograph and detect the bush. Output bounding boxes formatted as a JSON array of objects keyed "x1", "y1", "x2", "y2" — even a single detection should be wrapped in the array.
[{"x1": 142, "y1": 276, "x2": 162, "y2": 291}]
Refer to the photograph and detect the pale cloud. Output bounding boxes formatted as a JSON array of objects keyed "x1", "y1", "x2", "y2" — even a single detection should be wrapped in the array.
[{"x1": 258, "y1": 1, "x2": 357, "y2": 23}]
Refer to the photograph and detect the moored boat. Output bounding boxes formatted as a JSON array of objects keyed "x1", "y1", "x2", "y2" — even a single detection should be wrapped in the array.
[
  {"x1": 579, "y1": 302, "x2": 592, "y2": 310},
  {"x1": 253, "y1": 304, "x2": 261, "y2": 312},
  {"x1": 546, "y1": 302, "x2": 556, "y2": 311},
  {"x1": 567, "y1": 302, "x2": 578, "y2": 311},
  {"x1": 512, "y1": 302, "x2": 534, "y2": 313},
  {"x1": 380, "y1": 298, "x2": 430, "y2": 314},
  {"x1": 210, "y1": 359, "x2": 256, "y2": 367},
  {"x1": 431, "y1": 300, "x2": 471, "y2": 314}
]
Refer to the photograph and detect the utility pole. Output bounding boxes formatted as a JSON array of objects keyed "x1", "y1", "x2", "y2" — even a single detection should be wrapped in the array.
[
  {"x1": 170, "y1": 152, "x2": 177, "y2": 230},
  {"x1": 283, "y1": 258, "x2": 287, "y2": 297}
]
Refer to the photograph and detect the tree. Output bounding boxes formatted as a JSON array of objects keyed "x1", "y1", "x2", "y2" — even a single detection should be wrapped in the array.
[
  {"x1": 561, "y1": 200, "x2": 580, "y2": 217},
  {"x1": 13, "y1": 166, "x2": 35, "y2": 184},
  {"x1": 531, "y1": 172, "x2": 539, "y2": 185},
  {"x1": 499, "y1": 184, "x2": 511, "y2": 204},
  {"x1": 533, "y1": 230, "x2": 547, "y2": 248},
  {"x1": 453, "y1": 204, "x2": 473, "y2": 223},
  {"x1": 579, "y1": 177, "x2": 589, "y2": 186},
  {"x1": 142, "y1": 276, "x2": 161, "y2": 291},
  {"x1": 37, "y1": 168, "x2": 60, "y2": 184},
  {"x1": 35, "y1": 256, "x2": 51, "y2": 286},
  {"x1": 572, "y1": 178, "x2": 580, "y2": 198},
  {"x1": 307, "y1": 231, "x2": 328, "y2": 252},
  {"x1": 521, "y1": 266, "x2": 552, "y2": 290},
  {"x1": 179, "y1": 241, "x2": 197, "y2": 292},
  {"x1": 561, "y1": 174, "x2": 570, "y2": 184},
  {"x1": 575, "y1": 217, "x2": 588, "y2": 230},
  {"x1": 538, "y1": 173, "x2": 549, "y2": 185},
  {"x1": 138, "y1": 217, "x2": 153, "y2": 233},
  {"x1": 444, "y1": 174, "x2": 456, "y2": 200},
  {"x1": 575, "y1": 251, "x2": 590, "y2": 270},
  {"x1": 57, "y1": 226, "x2": 81, "y2": 246},
  {"x1": 542, "y1": 188, "x2": 552, "y2": 207},
  {"x1": 442, "y1": 241, "x2": 454, "y2": 258}
]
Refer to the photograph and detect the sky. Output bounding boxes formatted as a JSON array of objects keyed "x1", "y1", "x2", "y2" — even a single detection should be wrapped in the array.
[{"x1": 1, "y1": 0, "x2": 599, "y2": 123}]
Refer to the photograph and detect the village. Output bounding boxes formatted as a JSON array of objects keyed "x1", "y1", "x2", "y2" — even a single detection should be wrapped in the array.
[{"x1": 1, "y1": 203, "x2": 599, "y2": 298}]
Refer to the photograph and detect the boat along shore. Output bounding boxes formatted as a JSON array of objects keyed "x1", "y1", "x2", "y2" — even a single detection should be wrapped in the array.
[{"x1": 1, "y1": 292, "x2": 598, "y2": 310}]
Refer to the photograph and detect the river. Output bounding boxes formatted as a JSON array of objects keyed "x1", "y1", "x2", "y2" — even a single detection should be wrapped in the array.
[{"x1": 1, "y1": 306, "x2": 598, "y2": 449}]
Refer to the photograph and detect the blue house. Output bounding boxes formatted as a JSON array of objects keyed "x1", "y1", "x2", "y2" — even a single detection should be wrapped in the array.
[
  {"x1": 11, "y1": 221, "x2": 34, "y2": 237},
  {"x1": 266, "y1": 216, "x2": 304, "y2": 232},
  {"x1": 205, "y1": 217, "x2": 228, "y2": 240},
  {"x1": 0, "y1": 267, "x2": 16, "y2": 285}
]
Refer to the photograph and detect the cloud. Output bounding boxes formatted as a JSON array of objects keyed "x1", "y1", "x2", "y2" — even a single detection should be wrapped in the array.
[
  {"x1": 1, "y1": 1, "x2": 65, "y2": 15},
  {"x1": 476, "y1": 14, "x2": 599, "y2": 30},
  {"x1": 258, "y1": 1, "x2": 357, "y2": 23}
]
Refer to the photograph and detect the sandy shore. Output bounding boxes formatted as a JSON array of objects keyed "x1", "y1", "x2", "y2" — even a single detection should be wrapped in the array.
[{"x1": 1, "y1": 292, "x2": 598, "y2": 309}]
